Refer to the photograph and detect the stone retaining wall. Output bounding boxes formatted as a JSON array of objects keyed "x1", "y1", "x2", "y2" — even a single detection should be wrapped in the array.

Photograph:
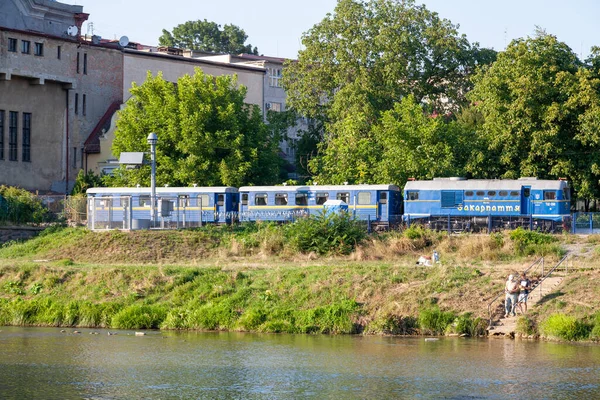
[{"x1": 0, "y1": 226, "x2": 43, "y2": 244}]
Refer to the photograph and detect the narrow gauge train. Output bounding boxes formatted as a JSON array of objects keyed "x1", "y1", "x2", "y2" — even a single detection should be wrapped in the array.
[
  {"x1": 403, "y1": 177, "x2": 571, "y2": 232},
  {"x1": 238, "y1": 184, "x2": 403, "y2": 229},
  {"x1": 86, "y1": 187, "x2": 239, "y2": 230}
]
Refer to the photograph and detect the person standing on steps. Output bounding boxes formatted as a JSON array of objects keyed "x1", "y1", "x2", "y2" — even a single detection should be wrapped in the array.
[
  {"x1": 517, "y1": 272, "x2": 532, "y2": 315},
  {"x1": 504, "y1": 274, "x2": 519, "y2": 318}
]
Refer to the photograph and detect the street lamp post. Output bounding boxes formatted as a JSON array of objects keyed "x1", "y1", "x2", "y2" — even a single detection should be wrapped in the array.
[{"x1": 147, "y1": 132, "x2": 158, "y2": 227}]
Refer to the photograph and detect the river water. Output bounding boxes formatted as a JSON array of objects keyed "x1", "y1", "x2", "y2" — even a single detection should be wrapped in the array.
[{"x1": 1, "y1": 327, "x2": 598, "y2": 399}]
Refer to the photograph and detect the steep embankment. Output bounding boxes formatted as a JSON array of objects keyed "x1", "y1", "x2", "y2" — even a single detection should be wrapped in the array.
[{"x1": 0, "y1": 227, "x2": 598, "y2": 339}]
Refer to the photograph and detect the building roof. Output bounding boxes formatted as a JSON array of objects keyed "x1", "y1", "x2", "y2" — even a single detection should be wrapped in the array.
[{"x1": 84, "y1": 101, "x2": 121, "y2": 154}]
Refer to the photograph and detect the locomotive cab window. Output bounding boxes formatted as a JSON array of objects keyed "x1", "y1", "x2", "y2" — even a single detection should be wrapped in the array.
[
  {"x1": 275, "y1": 193, "x2": 288, "y2": 205},
  {"x1": 241, "y1": 193, "x2": 248, "y2": 205},
  {"x1": 198, "y1": 194, "x2": 210, "y2": 207},
  {"x1": 358, "y1": 192, "x2": 371, "y2": 205},
  {"x1": 316, "y1": 192, "x2": 329, "y2": 205},
  {"x1": 336, "y1": 192, "x2": 349, "y2": 203},
  {"x1": 255, "y1": 193, "x2": 267, "y2": 206},
  {"x1": 379, "y1": 192, "x2": 387, "y2": 204},
  {"x1": 217, "y1": 194, "x2": 225, "y2": 206},
  {"x1": 563, "y1": 188, "x2": 570, "y2": 200},
  {"x1": 523, "y1": 188, "x2": 531, "y2": 197},
  {"x1": 296, "y1": 193, "x2": 308, "y2": 206},
  {"x1": 465, "y1": 191, "x2": 474, "y2": 197},
  {"x1": 407, "y1": 191, "x2": 419, "y2": 201},
  {"x1": 544, "y1": 191, "x2": 556, "y2": 200},
  {"x1": 139, "y1": 195, "x2": 150, "y2": 207}
]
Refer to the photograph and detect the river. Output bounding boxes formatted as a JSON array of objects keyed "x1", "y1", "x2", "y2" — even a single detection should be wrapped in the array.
[{"x1": 0, "y1": 327, "x2": 598, "y2": 399}]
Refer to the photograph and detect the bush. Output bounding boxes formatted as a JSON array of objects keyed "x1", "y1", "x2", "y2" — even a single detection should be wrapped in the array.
[
  {"x1": 509, "y1": 227, "x2": 558, "y2": 256},
  {"x1": 111, "y1": 304, "x2": 167, "y2": 329},
  {"x1": 418, "y1": 306, "x2": 455, "y2": 335},
  {"x1": 0, "y1": 185, "x2": 54, "y2": 224},
  {"x1": 539, "y1": 313, "x2": 591, "y2": 341},
  {"x1": 285, "y1": 211, "x2": 367, "y2": 255},
  {"x1": 448, "y1": 313, "x2": 487, "y2": 337}
]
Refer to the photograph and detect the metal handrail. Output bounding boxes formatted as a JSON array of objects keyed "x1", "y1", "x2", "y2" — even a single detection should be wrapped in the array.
[
  {"x1": 487, "y1": 257, "x2": 544, "y2": 327},
  {"x1": 518, "y1": 253, "x2": 569, "y2": 308}
]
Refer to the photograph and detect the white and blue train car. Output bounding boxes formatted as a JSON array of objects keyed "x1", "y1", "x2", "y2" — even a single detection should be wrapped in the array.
[
  {"x1": 403, "y1": 178, "x2": 571, "y2": 232},
  {"x1": 238, "y1": 184, "x2": 402, "y2": 229},
  {"x1": 87, "y1": 187, "x2": 239, "y2": 230}
]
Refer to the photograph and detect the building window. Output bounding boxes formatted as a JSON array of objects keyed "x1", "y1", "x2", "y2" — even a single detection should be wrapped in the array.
[
  {"x1": 72, "y1": 147, "x2": 77, "y2": 168},
  {"x1": 83, "y1": 53, "x2": 88, "y2": 74},
  {"x1": 82, "y1": 94, "x2": 87, "y2": 116},
  {"x1": 76, "y1": 52, "x2": 80, "y2": 73},
  {"x1": 8, "y1": 38, "x2": 17, "y2": 52},
  {"x1": 268, "y1": 67, "x2": 282, "y2": 87},
  {"x1": 21, "y1": 40, "x2": 30, "y2": 54},
  {"x1": 0, "y1": 110, "x2": 4, "y2": 160},
  {"x1": 22, "y1": 113, "x2": 31, "y2": 162},
  {"x1": 74, "y1": 93, "x2": 79, "y2": 114},
  {"x1": 34, "y1": 42, "x2": 43, "y2": 56},
  {"x1": 9, "y1": 111, "x2": 18, "y2": 161},
  {"x1": 57, "y1": 45, "x2": 61, "y2": 59},
  {"x1": 266, "y1": 102, "x2": 282, "y2": 112}
]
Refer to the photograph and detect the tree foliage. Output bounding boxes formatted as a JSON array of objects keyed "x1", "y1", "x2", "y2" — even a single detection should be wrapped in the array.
[
  {"x1": 159, "y1": 20, "x2": 258, "y2": 54},
  {"x1": 282, "y1": 0, "x2": 494, "y2": 184},
  {"x1": 110, "y1": 68, "x2": 281, "y2": 188},
  {"x1": 468, "y1": 32, "x2": 600, "y2": 200}
]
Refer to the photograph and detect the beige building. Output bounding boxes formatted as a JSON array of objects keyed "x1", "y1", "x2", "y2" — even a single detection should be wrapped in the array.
[{"x1": 0, "y1": 0, "x2": 123, "y2": 193}]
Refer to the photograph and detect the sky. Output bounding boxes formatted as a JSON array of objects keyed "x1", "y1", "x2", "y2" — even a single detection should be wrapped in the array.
[{"x1": 65, "y1": 0, "x2": 600, "y2": 60}]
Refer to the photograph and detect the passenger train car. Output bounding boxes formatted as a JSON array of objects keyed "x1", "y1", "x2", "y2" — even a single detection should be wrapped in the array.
[
  {"x1": 403, "y1": 178, "x2": 571, "y2": 232},
  {"x1": 238, "y1": 185, "x2": 403, "y2": 229},
  {"x1": 86, "y1": 187, "x2": 238, "y2": 230}
]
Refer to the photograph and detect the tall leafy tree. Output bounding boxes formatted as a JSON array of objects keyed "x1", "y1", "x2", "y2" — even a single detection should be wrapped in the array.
[
  {"x1": 159, "y1": 20, "x2": 258, "y2": 54},
  {"x1": 109, "y1": 68, "x2": 280, "y2": 187},
  {"x1": 468, "y1": 32, "x2": 600, "y2": 201},
  {"x1": 282, "y1": 0, "x2": 493, "y2": 183}
]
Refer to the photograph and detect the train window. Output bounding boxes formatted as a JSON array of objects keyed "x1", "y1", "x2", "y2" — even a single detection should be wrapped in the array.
[
  {"x1": 544, "y1": 191, "x2": 556, "y2": 200},
  {"x1": 379, "y1": 192, "x2": 387, "y2": 204},
  {"x1": 476, "y1": 191, "x2": 484, "y2": 196},
  {"x1": 316, "y1": 192, "x2": 329, "y2": 205},
  {"x1": 407, "y1": 191, "x2": 419, "y2": 201},
  {"x1": 198, "y1": 194, "x2": 210, "y2": 206},
  {"x1": 465, "y1": 191, "x2": 474, "y2": 197},
  {"x1": 179, "y1": 195, "x2": 190, "y2": 207},
  {"x1": 487, "y1": 191, "x2": 496, "y2": 196},
  {"x1": 441, "y1": 191, "x2": 463, "y2": 208},
  {"x1": 337, "y1": 192, "x2": 349, "y2": 203},
  {"x1": 139, "y1": 195, "x2": 150, "y2": 207},
  {"x1": 275, "y1": 193, "x2": 288, "y2": 205},
  {"x1": 255, "y1": 193, "x2": 267, "y2": 206},
  {"x1": 217, "y1": 194, "x2": 225, "y2": 206},
  {"x1": 563, "y1": 188, "x2": 570, "y2": 200},
  {"x1": 499, "y1": 191, "x2": 508, "y2": 196},
  {"x1": 510, "y1": 191, "x2": 519, "y2": 196},
  {"x1": 524, "y1": 188, "x2": 531, "y2": 197},
  {"x1": 358, "y1": 192, "x2": 371, "y2": 205},
  {"x1": 100, "y1": 196, "x2": 112, "y2": 207},
  {"x1": 241, "y1": 193, "x2": 248, "y2": 205},
  {"x1": 296, "y1": 193, "x2": 308, "y2": 206}
]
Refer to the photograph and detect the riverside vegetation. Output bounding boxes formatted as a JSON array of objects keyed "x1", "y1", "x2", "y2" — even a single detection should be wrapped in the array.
[{"x1": 1, "y1": 216, "x2": 599, "y2": 342}]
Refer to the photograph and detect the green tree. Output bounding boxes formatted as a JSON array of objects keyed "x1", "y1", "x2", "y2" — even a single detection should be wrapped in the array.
[
  {"x1": 109, "y1": 68, "x2": 281, "y2": 187},
  {"x1": 283, "y1": 0, "x2": 493, "y2": 183},
  {"x1": 468, "y1": 32, "x2": 600, "y2": 201},
  {"x1": 159, "y1": 20, "x2": 258, "y2": 54}
]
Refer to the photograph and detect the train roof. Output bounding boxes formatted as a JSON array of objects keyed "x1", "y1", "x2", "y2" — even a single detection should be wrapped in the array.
[
  {"x1": 404, "y1": 178, "x2": 568, "y2": 191},
  {"x1": 238, "y1": 184, "x2": 400, "y2": 192},
  {"x1": 86, "y1": 187, "x2": 238, "y2": 195}
]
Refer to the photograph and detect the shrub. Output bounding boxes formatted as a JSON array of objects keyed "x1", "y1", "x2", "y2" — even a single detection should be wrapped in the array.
[
  {"x1": 539, "y1": 313, "x2": 591, "y2": 341},
  {"x1": 516, "y1": 315, "x2": 537, "y2": 336},
  {"x1": 0, "y1": 185, "x2": 54, "y2": 224},
  {"x1": 509, "y1": 227, "x2": 558, "y2": 256},
  {"x1": 418, "y1": 306, "x2": 455, "y2": 335},
  {"x1": 111, "y1": 304, "x2": 167, "y2": 329},
  {"x1": 448, "y1": 313, "x2": 487, "y2": 337}
]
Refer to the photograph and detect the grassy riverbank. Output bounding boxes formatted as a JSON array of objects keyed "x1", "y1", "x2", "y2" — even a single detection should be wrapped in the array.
[{"x1": 0, "y1": 225, "x2": 599, "y2": 340}]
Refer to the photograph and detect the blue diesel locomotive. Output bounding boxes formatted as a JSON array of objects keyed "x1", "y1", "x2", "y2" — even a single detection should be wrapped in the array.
[{"x1": 403, "y1": 177, "x2": 571, "y2": 232}]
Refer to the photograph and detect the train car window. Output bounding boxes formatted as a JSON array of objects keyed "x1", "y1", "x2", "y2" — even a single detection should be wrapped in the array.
[
  {"x1": 524, "y1": 188, "x2": 531, "y2": 197},
  {"x1": 510, "y1": 191, "x2": 519, "y2": 196},
  {"x1": 296, "y1": 193, "x2": 308, "y2": 206},
  {"x1": 100, "y1": 196, "x2": 112, "y2": 207},
  {"x1": 407, "y1": 191, "x2": 419, "y2": 201},
  {"x1": 499, "y1": 191, "x2": 508, "y2": 196},
  {"x1": 139, "y1": 195, "x2": 150, "y2": 207},
  {"x1": 255, "y1": 193, "x2": 267, "y2": 206},
  {"x1": 358, "y1": 192, "x2": 371, "y2": 205},
  {"x1": 179, "y1": 195, "x2": 190, "y2": 207},
  {"x1": 476, "y1": 191, "x2": 484, "y2": 196},
  {"x1": 379, "y1": 192, "x2": 387, "y2": 204},
  {"x1": 544, "y1": 191, "x2": 556, "y2": 200},
  {"x1": 465, "y1": 191, "x2": 474, "y2": 197},
  {"x1": 563, "y1": 188, "x2": 570, "y2": 200},
  {"x1": 217, "y1": 194, "x2": 225, "y2": 206},
  {"x1": 198, "y1": 194, "x2": 210, "y2": 206},
  {"x1": 487, "y1": 191, "x2": 496, "y2": 196},
  {"x1": 316, "y1": 192, "x2": 329, "y2": 205},
  {"x1": 336, "y1": 192, "x2": 349, "y2": 203},
  {"x1": 241, "y1": 193, "x2": 248, "y2": 205},
  {"x1": 275, "y1": 193, "x2": 288, "y2": 205}
]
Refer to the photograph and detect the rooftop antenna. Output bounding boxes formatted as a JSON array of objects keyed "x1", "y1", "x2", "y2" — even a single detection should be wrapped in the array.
[{"x1": 87, "y1": 22, "x2": 94, "y2": 36}]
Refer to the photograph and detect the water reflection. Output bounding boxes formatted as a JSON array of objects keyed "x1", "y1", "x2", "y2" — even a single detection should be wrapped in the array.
[{"x1": 0, "y1": 327, "x2": 599, "y2": 399}]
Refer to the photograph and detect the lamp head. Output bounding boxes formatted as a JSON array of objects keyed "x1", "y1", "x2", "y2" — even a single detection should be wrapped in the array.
[{"x1": 147, "y1": 132, "x2": 158, "y2": 145}]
